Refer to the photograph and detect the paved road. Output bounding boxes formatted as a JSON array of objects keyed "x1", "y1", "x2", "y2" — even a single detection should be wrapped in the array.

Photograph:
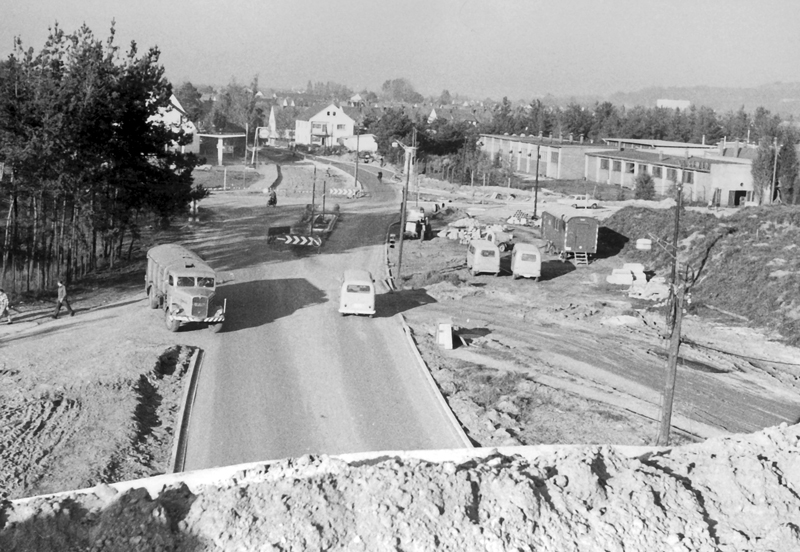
[{"x1": 183, "y1": 163, "x2": 466, "y2": 471}]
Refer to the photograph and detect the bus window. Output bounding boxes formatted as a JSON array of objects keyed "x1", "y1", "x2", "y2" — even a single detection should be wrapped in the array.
[
  {"x1": 197, "y1": 277, "x2": 215, "y2": 288},
  {"x1": 177, "y1": 277, "x2": 195, "y2": 287}
]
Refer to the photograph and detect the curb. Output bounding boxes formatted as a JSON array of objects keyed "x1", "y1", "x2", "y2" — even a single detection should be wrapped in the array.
[
  {"x1": 169, "y1": 347, "x2": 203, "y2": 473},
  {"x1": 397, "y1": 314, "x2": 473, "y2": 448}
]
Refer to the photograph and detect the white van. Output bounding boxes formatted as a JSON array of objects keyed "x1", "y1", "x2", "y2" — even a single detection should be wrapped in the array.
[
  {"x1": 339, "y1": 270, "x2": 376, "y2": 316},
  {"x1": 467, "y1": 240, "x2": 500, "y2": 276},
  {"x1": 510, "y1": 243, "x2": 542, "y2": 280}
]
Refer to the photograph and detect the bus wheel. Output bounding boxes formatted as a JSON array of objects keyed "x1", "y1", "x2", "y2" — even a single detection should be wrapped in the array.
[{"x1": 165, "y1": 310, "x2": 181, "y2": 332}]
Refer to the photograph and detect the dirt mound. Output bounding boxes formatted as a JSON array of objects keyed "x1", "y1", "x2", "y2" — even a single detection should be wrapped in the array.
[
  {"x1": 603, "y1": 205, "x2": 800, "y2": 345},
  {"x1": 3, "y1": 424, "x2": 798, "y2": 551}
]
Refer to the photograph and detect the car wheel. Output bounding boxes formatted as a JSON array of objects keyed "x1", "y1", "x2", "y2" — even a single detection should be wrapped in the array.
[
  {"x1": 497, "y1": 243, "x2": 506, "y2": 252},
  {"x1": 208, "y1": 322, "x2": 223, "y2": 333},
  {"x1": 165, "y1": 309, "x2": 180, "y2": 332},
  {"x1": 571, "y1": 204, "x2": 577, "y2": 209},
  {"x1": 148, "y1": 287, "x2": 159, "y2": 309},
  {"x1": 591, "y1": 203, "x2": 598, "y2": 209}
]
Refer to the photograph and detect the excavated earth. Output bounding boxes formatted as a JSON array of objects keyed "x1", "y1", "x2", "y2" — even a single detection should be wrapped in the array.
[{"x1": 2, "y1": 424, "x2": 799, "y2": 551}]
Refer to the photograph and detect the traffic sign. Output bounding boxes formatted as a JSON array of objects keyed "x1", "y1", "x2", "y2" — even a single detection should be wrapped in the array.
[
  {"x1": 327, "y1": 188, "x2": 360, "y2": 196},
  {"x1": 275, "y1": 235, "x2": 321, "y2": 246}
]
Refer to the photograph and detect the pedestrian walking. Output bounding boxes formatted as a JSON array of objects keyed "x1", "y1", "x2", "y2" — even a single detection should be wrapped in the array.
[
  {"x1": 52, "y1": 280, "x2": 75, "y2": 319},
  {"x1": 0, "y1": 287, "x2": 12, "y2": 324}
]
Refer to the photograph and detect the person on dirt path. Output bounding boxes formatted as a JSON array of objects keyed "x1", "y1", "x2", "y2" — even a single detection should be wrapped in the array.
[
  {"x1": 52, "y1": 280, "x2": 75, "y2": 319},
  {"x1": 0, "y1": 288, "x2": 12, "y2": 324},
  {"x1": 377, "y1": 171, "x2": 383, "y2": 183},
  {"x1": 268, "y1": 188, "x2": 277, "y2": 207}
]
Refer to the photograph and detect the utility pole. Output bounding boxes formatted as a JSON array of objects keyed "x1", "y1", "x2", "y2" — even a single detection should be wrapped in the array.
[
  {"x1": 310, "y1": 166, "x2": 316, "y2": 236},
  {"x1": 770, "y1": 137, "x2": 779, "y2": 204},
  {"x1": 656, "y1": 179, "x2": 685, "y2": 446},
  {"x1": 666, "y1": 180, "x2": 683, "y2": 329},
  {"x1": 395, "y1": 128, "x2": 417, "y2": 287},
  {"x1": 656, "y1": 276, "x2": 686, "y2": 446},
  {"x1": 533, "y1": 144, "x2": 541, "y2": 219},
  {"x1": 354, "y1": 128, "x2": 360, "y2": 192}
]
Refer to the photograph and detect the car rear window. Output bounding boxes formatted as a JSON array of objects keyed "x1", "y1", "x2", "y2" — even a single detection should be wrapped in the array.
[
  {"x1": 521, "y1": 253, "x2": 538, "y2": 262},
  {"x1": 481, "y1": 250, "x2": 496, "y2": 257},
  {"x1": 346, "y1": 284, "x2": 371, "y2": 293}
]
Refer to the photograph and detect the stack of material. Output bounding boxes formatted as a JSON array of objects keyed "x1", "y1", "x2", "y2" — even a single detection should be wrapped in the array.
[
  {"x1": 507, "y1": 210, "x2": 534, "y2": 226},
  {"x1": 606, "y1": 263, "x2": 647, "y2": 286}
]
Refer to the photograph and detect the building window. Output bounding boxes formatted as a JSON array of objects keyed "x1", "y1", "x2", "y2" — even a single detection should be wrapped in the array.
[
  {"x1": 600, "y1": 159, "x2": 609, "y2": 170},
  {"x1": 666, "y1": 168, "x2": 677, "y2": 181},
  {"x1": 550, "y1": 151, "x2": 559, "y2": 164},
  {"x1": 336, "y1": 124, "x2": 345, "y2": 130},
  {"x1": 612, "y1": 161, "x2": 621, "y2": 172},
  {"x1": 683, "y1": 171, "x2": 694, "y2": 184},
  {"x1": 625, "y1": 163, "x2": 635, "y2": 174},
  {"x1": 639, "y1": 165, "x2": 648, "y2": 174},
  {"x1": 652, "y1": 166, "x2": 663, "y2": 178}
]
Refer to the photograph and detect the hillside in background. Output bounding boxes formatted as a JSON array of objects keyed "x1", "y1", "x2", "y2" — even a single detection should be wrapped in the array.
[
  {"x1": 602, "y1": 205, "x2": 800, "y2": 345},
  {"x1": 536, "y1": 82, "x2": 800, "y2": 118}
]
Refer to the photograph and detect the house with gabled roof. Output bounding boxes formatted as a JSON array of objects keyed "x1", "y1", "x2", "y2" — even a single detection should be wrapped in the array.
[
  {"x1": 148, "y1": 94, "x2": 201, "y2": 154},
  {"x1": 294, "y1": 102, "x2": 371, "y2": 147}
]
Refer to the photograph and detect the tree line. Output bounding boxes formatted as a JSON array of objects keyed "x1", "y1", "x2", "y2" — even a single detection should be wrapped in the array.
[
  {"x1": 0, "y1": 23, "x2": 201, "y2": 294},
  {"x1": 361, "y1": 97, "x2": 798, "y2": 203}
]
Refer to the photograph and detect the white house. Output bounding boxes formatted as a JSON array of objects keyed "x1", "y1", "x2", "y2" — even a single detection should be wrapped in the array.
[
  {"x1": 295, "y1": 103, "x2": 361, "y2": 147},
  {"x1": 148, "y1": 94, "x2": 200, "y2": 154}
]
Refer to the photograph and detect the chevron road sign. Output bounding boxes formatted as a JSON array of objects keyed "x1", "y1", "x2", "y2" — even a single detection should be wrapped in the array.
[
  {"x1": 275, "y1": 235, "x2": 322, "y2": 246},
  {"x1": 327, "y1": 188, "x2": 360, "y2": 196}
]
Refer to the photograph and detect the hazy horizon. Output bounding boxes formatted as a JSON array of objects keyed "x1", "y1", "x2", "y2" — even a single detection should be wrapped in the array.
[{"x1": 3, "y1": 0, "x2": 800, "y2": 101}]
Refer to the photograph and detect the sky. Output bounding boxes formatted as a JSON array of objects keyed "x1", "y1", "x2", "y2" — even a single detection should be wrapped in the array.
[{"x1": 3, "y1": 0, "x2": 800, "y2": 101}]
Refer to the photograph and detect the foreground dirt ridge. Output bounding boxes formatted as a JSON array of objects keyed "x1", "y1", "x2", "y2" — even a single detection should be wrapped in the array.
[{"x1": 3, "y1": 423, "x2": 798, "y2": 552}]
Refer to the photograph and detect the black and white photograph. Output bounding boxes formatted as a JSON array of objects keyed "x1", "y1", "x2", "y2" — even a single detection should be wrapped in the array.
[{"x1": 1, "y1": 1, "x2": 800, "y2": 550}]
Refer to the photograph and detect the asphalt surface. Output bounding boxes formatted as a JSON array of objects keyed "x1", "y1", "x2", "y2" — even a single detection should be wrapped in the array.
[{"x1": 182, "y1": 161, "x2": 466, "y2": 471}]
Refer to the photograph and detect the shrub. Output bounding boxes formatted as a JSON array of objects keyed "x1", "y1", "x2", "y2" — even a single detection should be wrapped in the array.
[{"x1": 634, "y1": 173, "x2": 656, "y2": 200}]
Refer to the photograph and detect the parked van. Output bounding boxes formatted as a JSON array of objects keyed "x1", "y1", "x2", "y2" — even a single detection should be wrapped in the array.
[
  {"x1": 510, "y1": 243, "x2": 542, "y2": 280},
  {"x1": 339, "y1": 270, "x2": 376, "y2": 317},
  {"x1": 146, "y1": 244, "x2": 226, "y2": 333},
  {"x1": 467, "y1": 240, "x2": 500, "y2": 276}
]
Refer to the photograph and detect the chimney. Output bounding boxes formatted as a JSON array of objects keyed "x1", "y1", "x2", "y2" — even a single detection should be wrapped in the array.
[
  {"x1": 702, "y1": 134, "x2": 706, "y2": 145},
  {"x1": 579, "y1": 134, "x2": 584, "y2": 144}
]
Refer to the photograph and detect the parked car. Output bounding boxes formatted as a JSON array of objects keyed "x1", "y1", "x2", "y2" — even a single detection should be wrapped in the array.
[{"x1": 558, "y1": 194, "x2": 598, "y2": 209}]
